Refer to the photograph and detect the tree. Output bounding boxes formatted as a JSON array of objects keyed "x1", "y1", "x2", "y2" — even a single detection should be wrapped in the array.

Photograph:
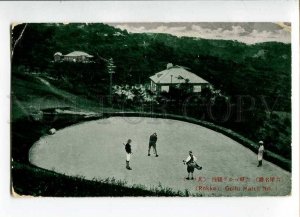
[{"x1": 107, "y1": 58, "x2": 116, "y2": 105}]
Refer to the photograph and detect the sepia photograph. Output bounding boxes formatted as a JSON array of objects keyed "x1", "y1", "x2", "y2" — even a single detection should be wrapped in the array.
[{"x1": 11, "y1": 22, "x2": 292, "y2": 197}]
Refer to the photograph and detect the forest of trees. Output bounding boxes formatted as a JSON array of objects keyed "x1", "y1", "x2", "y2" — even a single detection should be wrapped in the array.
[{"x1": 11, "y1": 23, "x2": 292, "y2": 158}]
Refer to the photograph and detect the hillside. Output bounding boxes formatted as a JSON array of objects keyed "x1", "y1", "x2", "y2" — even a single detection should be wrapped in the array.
[
  {"x1": 11, "y1": 23, "x2": 291, "y2": 159},
  {"x1": 12, "y1": 23, "x2": 291, "y2": 110},
  {"x1": 11, "y1": 72, "x2": 118, "y2": 121}
]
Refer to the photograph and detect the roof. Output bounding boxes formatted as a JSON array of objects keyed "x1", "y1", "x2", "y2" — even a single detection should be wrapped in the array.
[
  {"x1": 64, "y1": 51, "x2": 93, "y2": 58},
  {"x1": 150, "y1": 65, "x2": 209, "y2": 84},
  {"x1": 54, "y1": 52, "x2": 62, "y2": 56}
]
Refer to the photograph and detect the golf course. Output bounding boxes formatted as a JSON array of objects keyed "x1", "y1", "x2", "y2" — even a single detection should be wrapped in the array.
[{"x1": 29, "y1": 116, "x2": 291, "y2": 196}]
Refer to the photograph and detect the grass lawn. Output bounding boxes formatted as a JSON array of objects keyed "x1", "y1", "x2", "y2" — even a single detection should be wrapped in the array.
[{"x1": 29, "y1": 117, "x2": 291, "y2": 196}]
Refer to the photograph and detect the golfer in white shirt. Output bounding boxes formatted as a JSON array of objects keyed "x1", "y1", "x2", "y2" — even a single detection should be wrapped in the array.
[
  {"x1": 183, "y1": 151, "x2": 202, "y2": 180},
  {"x1": 257, "y1": 141, "x2": 265, "y2": 167}
]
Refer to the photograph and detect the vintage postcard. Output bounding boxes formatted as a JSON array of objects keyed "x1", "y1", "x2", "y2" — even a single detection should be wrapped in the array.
[{"x1": 10, "y1": 22, "x2": 292, "y2": 197}]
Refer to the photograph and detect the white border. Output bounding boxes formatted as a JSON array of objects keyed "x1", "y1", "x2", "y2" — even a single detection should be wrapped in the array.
[{"x1": 0, "y1": 1, "x2": 299, "y2": 217}]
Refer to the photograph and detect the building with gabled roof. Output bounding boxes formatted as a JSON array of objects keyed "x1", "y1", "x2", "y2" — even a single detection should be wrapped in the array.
[
  {"x1": 150, "y1": 63, "x2": 210, "y2": 93},
  {"x1": 54, "y1": 51, "x2": 94, "y2": 63}
]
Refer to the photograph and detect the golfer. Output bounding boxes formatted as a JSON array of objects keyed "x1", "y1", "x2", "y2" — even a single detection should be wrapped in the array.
[
  {"x1": 183, "y1": 151, "x2": 202, "y2": 180},
  {"x1": 148, "y1": 132, "x2": 158, "y2": 157},
  {"x1": 257, "y1": 141, "x2": 265, "y2": 167},
  {"x1": 124, "y1": 139, "x2": 132, "y2": 170}
]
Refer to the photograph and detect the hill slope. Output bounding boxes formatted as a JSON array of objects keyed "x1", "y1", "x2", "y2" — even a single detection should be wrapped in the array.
[
  {"x1": 12, "y1": 23, "x2": 291, "y2": 111},
  {"x1": 11, "y1": 72, "x2": 113, "y2": 120}
]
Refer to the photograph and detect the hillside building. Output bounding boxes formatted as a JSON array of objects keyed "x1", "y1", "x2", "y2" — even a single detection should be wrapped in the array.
[
  {"x1": 54, "y1": 51, "x2": 94, "y2": 63},
  {"x1": 150, "y1": 63, "x2": 210, "y2": 93}
]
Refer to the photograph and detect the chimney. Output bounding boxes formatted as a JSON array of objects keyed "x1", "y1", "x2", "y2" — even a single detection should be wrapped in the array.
[{"x1": 167, "y1": 63, "x2": 173, "y2": 69}]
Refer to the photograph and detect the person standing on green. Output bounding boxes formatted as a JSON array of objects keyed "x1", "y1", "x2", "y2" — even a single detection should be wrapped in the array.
[
  {"x1": 257, "y1": 141, "x2": 265, "y2": 167},
  {"x1": 124, "y1": 139, "x2": 132, "y2": 170},
  {"x1": 183, "y1": 150, "x2": 202, "y2": 180},
  {"x1": 148, "y1": 133, "x2": 158, "y2": 157}
]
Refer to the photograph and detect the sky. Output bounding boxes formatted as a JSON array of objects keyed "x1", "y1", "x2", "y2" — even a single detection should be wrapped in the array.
[{"x1": 109, "y1": 22, "x2": 291, "y2": 44}]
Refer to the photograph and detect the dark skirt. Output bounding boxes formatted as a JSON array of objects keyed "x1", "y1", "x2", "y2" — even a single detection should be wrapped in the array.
[{"x1": 187, "y1": 165, "x2": 195, "y2": 173}]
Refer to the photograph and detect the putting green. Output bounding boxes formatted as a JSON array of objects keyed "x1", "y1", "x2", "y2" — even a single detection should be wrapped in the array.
[{"x1": 29, "y1": 117, "x2": 291, "y2": 196}]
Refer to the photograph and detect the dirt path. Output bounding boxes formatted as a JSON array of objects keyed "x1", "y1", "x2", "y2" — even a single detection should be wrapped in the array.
[{"x1": 29, "y1": 117, "x2": 291, "y2": 196}]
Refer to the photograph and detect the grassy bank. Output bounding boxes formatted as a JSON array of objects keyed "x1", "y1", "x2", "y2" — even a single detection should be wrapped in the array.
[{"x1": 12, "y1": 162, "x2": 186, "y2": 197}]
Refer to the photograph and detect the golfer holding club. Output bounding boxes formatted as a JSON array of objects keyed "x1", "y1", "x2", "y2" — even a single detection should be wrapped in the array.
[
  {"x1": 124, "y1": 139, "x2": 133, "y2": 170},
  {"x1": 183, "y1": 150, "x2": 202, "y2": 180},
  {"x1": 148, "y1": 132, "x2": 158, "y2": 157}
]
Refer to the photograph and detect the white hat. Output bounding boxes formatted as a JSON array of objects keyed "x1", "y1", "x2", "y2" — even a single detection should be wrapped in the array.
[{"x1": 259, "y1": 141, "x2": 264, "y2": 144}]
